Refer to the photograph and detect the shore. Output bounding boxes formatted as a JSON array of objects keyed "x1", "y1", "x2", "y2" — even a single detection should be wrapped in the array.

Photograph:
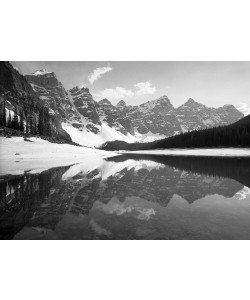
[
  {"x1": 1, "y1": 136, "x2": 250, "y2": 176},
  {"x1": 119, "y1": 148, "x2": 250, "y2": 157},
  {"x1": 0, "y1": 137, "x2": 114, "y2": 176}
]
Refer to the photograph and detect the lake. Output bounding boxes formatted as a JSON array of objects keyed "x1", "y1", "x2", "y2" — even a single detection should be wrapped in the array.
[{"x1": 0, "y1": 154, "x2": 250, "y2": 239}]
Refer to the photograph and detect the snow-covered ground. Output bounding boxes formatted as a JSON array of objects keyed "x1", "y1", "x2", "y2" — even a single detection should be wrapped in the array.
[
  {"x1": 121, "y1": 148, "x2": 250, "y2": 157},
  {"x1": 0, "y1": 136, "x2": 115, "y2": 176}
]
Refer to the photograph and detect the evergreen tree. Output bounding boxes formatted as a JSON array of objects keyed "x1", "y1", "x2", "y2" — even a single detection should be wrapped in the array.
[
  {"x1": 2, "y1": 98, "x2": 6, "y2": 126},
  {"x1": 38, "y1": 108, "x2": 44, "y2": 135},
  {"x1": 25, "y1": 109, "x2": 29, "y2": 134},
  {"x1": 12, "y1": 106, "x2": 19, "y2": 130},
  {"x1": 44, "y1": 108, "x2": 51, "y2": 136},
  {"x1": 19, "y1": 110, "x2": 24, "y2": 132},
  {"x1": 29, "y1": 108, "x2": 33, "y2": 134},
  {"x1": 7, "y1": 111, "x2": 12, "y2": 128}
]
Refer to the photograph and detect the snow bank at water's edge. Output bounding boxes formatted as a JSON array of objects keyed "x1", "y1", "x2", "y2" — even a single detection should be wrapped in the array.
[
  {"x1": 1, "y1": 136, "x2": 249, "y2": 176},
  {"x1": 0, "y1": 136, "x2": 115, "y2": 175}
]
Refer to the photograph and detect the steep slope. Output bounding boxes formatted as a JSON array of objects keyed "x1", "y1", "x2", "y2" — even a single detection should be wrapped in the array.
[
  {"x1": 126, "y1": 96, "x2": 180, "y2": 135},
  {"x1": 113, "y1": 96, "x2": 243, "y2": 138},
  {"x1": 25, "y1": 70, "x2": 81, "y2": 124},
  {"x1": 0, "y1": 62, "x2": 71, "y2": 142},
  {"x1": 97, "y1": 98, "x2": 134, "y2": 135},
  {"x1": 25, "y1": 71, "x2": 135, "y2": 147},
  {"x1": 172, "y1": 98, "x2": 243, "y2": 132}
]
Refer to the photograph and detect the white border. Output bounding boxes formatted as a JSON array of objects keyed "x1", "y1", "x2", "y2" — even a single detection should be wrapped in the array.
[{"x1": 1, "y1": 1, "x2": 250, "y2": 299}]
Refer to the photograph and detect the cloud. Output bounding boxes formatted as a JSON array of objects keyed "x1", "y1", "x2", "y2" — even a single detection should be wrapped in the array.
[
  {"x1": 134, "y1": 81, "x2": 156, "y2": 95},
  {"x1": 95, "y1": 87, "x2": 134, "y2": 101},
  {"x1": 236, "y1": 102, "x2": 250, "y2": 116},
  {"x1": 94, "y1": 81, "x2": 156, "y2": 101},
  {"x1": 88, "y1": 66, "x2": 112, "y2": 84}
]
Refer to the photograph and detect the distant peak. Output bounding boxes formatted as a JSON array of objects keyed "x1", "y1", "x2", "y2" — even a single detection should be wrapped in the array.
[
  {"x1": 183, "y1": 98, "x2": 203, "y2": 106},
  {"x1": 99, "y1": 98, "x2": 112, "y2": 105},
  {"x1": 156, "y1": 95, "x2": 171, "y2": 103},
  {"x1": 70, "y1": 86, "x2": 89, "y2": 93},
  {"x1": 223, "y1": 104, "x2": 234, "y2": 108},
  {"x1": 79, "y1": 83, "x2": 87, "y2": 89},
  {"x1": 186, "y1": 98, "x2": 196, "y2": 104},
  {"x1": 116, "y1": 100, "x2": 126, "y2": 107},
  {"x1": 159, "y1": 95, "x2": 169, "y2": 100}
]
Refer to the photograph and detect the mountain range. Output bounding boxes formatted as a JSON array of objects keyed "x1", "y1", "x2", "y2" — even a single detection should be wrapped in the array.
[{"x1": 0, "y1": 62, "x2": 244, "y2": 147}]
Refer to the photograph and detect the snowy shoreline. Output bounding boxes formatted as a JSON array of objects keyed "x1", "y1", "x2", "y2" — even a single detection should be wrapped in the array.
[
  {"x1": 1, "y1": 136, "x2": 250, "y2": 176},
  {"x1": 0, "y1": 137, "x2": 115, "y2": 176}
]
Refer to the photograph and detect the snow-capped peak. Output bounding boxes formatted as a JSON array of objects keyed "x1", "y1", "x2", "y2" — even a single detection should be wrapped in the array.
[
  {"x1": 32, "y1": 69, "x2": 52, "y2": 76},
  {"x1": 79, "y1": 83, "x2": 87, "y2": 89}
]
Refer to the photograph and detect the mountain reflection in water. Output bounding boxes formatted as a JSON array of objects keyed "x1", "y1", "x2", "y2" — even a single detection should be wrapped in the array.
[{"x1": 0, "y1": 155, "x2": 250, "y2": 240}]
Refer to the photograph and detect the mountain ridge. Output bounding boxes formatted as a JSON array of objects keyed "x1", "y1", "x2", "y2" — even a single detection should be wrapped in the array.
[{"x1": 0, "y1": 62, "x2": 245, "y2": 147}]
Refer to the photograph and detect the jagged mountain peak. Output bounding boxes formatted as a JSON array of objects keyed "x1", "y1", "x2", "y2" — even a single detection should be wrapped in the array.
[
  {"x1": 186, "y1": 98, "x2": 201, "y2": 105},
  {"x1": 116, "y1": 100, "x2": 126, "y2": 107},
  {"x1": 223, "y1": 104, "x2": 236, "y2": 109},
  {"x1": 99, "y1": 98, "x2": 112, "y2": 106},
  {"x1": 179, "y1": 98, "x2": 206, "y2": 109},
  {"x1": 158, "y1": 95, "x2": 170, "y2": 100},
  {"x1": 70, "y1": 86, "x2": 90, "y2": 93},
  {"x1": 140, "y1": 95, "x2": 173, "y2": 108},
  {"x1": 155, "y1": 95, "x2": 172, "y2": 104}
]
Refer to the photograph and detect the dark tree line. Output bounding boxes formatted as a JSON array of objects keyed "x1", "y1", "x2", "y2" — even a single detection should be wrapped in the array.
[{"x1": 0, "y1": 93, "x2": 52, "y2": 136}]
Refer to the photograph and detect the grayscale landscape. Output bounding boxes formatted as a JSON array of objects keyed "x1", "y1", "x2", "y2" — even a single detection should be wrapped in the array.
[{"x1": 0, "y1": 61, "x2": 250, "y2": 239}]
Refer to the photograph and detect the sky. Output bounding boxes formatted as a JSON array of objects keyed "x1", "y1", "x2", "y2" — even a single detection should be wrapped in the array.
[{"x1": 11, "y1": 61, "x2": 250, "y2": 113}]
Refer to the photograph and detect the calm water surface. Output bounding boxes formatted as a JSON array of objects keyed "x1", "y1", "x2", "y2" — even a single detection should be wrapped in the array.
[{"x1": 1, "y1": 154, "x2": 250, "y2": 239}]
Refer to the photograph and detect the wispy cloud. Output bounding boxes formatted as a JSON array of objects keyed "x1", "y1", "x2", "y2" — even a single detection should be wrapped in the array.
[
  {"x1": 88, "y1": 65, "x2": 112, "y2": 84},
  {"x1": 94, "y1": 81, "x2": 156, "y2": 101},
  {"x1": 134, "y1": 81, "x2": 156, "y2": 95},
  {"x1": 236, "y1": 102, "x2": 250, "y2": 116}
]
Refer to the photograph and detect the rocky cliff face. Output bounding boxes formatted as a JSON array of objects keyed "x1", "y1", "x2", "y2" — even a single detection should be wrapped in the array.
[
  {"x1": 25, "y1": 70, "x2": 80, "y2": 123},
  {"x1": 96, "y1": 95, "x2": 243, "y2": 138},
  {"x1": 126, "y1": 95, "x2": 180, "y2": 135},
  {"x1": 25, "y1": 72, "x2": 101, "y2": 134},
  {"x1": 117, "y1": 96, "x2": 243, "y2": 137},
  {"x1": 172, "y1": 98, "x2": 243, "y2": 132},
  {"x1": 0, "y1": 63, "x2": 71, "y2": 142},
  {"x1": 67, "y1": 86, "x2": 102, "y2": 134},
  {"x1": 96, "y1": 98, "x2": 134, "y2": 135}
]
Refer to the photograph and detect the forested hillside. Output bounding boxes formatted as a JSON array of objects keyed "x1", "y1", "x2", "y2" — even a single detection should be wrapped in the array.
[
  {"x1": 101, "y1": 114, "x2": 250, "y2": 150},
  {"x1": 0, "y1": 62, "x2": 71, "y2": 142}
]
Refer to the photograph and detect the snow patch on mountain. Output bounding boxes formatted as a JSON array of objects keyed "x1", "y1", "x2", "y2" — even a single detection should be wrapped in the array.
[
  {"x1": 134, "y1": 130, "x2": 166, "y2": 142},
  {"x1": 31, "y1": 69, "x2": 53, "y2": 76},
  {"x1": 62, "y1": 122, "x2": 137, "y2": 147}
]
